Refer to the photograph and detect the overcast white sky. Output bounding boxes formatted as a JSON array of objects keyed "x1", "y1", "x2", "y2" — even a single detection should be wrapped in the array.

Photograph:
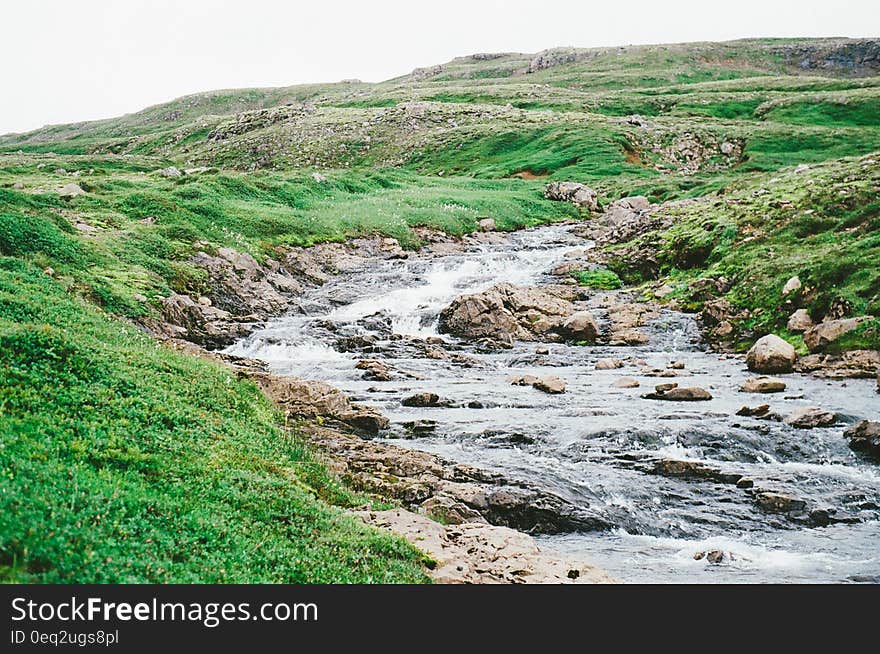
[{"x1": 2, "y1": 0, "x2": 878, "y2": 134}]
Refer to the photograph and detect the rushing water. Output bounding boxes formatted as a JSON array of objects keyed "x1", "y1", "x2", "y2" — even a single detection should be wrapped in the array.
[{"x1": 227, "y1": 225, "x2": 880, "y2": 583}]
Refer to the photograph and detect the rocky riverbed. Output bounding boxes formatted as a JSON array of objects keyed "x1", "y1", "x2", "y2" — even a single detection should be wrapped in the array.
[{"x1": 217, "y1": 221, "x2": 880, "y2": 583}]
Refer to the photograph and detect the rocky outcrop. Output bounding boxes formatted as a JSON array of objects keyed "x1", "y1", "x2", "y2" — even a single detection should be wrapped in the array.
[
  {"x1": 843, "y1": 420, "x2": 880, "y2": 460},
  {"x1": 795, "y1": 349, "x2": 880, "y2": 379},
  {"x1": 746, "y1": 334, "x2": 797, "y2": 373},
  {"x1": 602, "y1": 196, "x2": 652, "y2": 226},
  {"x1": 159, "y1": 293, "x2": 252, "y2": 348},
  {"x1": 543, "y1": 181, "x2": 599, "y2": 211},
  {"x1": 803, "y1": 317, "x2": 868, "y2": 352},
  {"x1": 249, "y1": 374, "x2": 389, "y2": 435},
  {"x1": 438, "y1": 283, "x2": 578, "y2": 343},
  {"x1": 359, "y1": 508, "x2": 615, "y2": 584}
]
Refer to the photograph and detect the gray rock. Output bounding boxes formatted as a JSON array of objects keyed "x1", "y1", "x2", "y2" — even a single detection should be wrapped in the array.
[
  {"x1": 785, "y1": 406, "x2": 837, "y2": 428},
  {"x1": 803, "y1": 317, "x2": 867, "y2": 352},
  {"x1": 558, "y1": 311, "x2": 599, "y2": 343},
  {"x1": 741, "y1": 376, "x2": 787, "y2": 393},
  {"x1": 543, "y1": 181, "x2": 599, "y2": 212},
  {"x1": 58, "y1": 183, "x2": 85, "y2": 198},
  {"x1": 787, "y1": 309, "x2": 814, "y2": 332},
  {"x1": 746, "y1": 334, "x2": 797, "y2": 373},
  {"x1": 843, "y1": 420, "x2": 880, "y2": 460},
  {"x1": 158, "y1": 166, "x2": 183, "y2": 178}
]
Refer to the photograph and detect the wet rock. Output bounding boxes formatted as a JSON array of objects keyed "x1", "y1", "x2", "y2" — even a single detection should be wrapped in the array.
[
  {"x1": 612, "y1": 377, "x2": 640, "y2": 388},
  {"x1": 558, "y1": 311, "x2": 599, "y2": 343},
  {"x1": 533, "y1": 376, "x2": 566, "y2": 394},
  {"x1": 741, "y1": 376, "x2": 787, "y2": 393},
  {"x1": 787, "y1": 309, "x2": 814, "y2": 333},
  {"x1": 694, "y1": 550, "x2": 735, "y2": 564},
  {"x1": 736, "y1": 404, "x2": 771, "y2": 417},
  {"x1": 668, "y1": 361, "x2": 686, "y2": 370},
  {"x1": 655, "y1": 382, "x2": 678, "y2": 392},
  {"x1": 477, "y1": 218, "x2": 496, "y2": 231},
  {"x1": 843, "y1": 420, "x2": 880, "y2": 460},
  {"x1": 652, "y1": 459, "x2": 741, "y2": 484},
  {"x1": 508, "y1": 374, "x2": 540, "y2": 386},
  {"x1": 402, "y1": 420, "x2": 438, "y2": 436},
  {"x1": 643, "y1": 385, "x2": 712, "y2": 401},
  {"x1": 755, "y1": 492, "x2": 807, "y2": 513},
  {"x1": 609, "y1": 328, "x2": 649, "y2": 346},
  {"x1": 401, "y1": 392, "x2": 445, "y2": 407},
  {"x1": 543, "y1": 181, "x2": 599, "y2": 212},
  {"x1": 784, "y1": 406, "x2": 837, "y2": 428},
  {"x1": 535, "y1": 345, "x2": 550, "y2": 355},
  {"x1": 438, "y1": 283, "x2": 575, "y2": 342},
  {"x1": 551, "y1": 261, "x2": 588, "y2": 276},
  {"x1": 746, "y1": 334, "x2": 797, "y2": 373},
  {"x1": 356, "y1": 359, "x2": 393, "y2": 381},
  {"x1": 595, "y1": 358, "x2": 624, "y2": 370},
  {"x1": 803, "y1": 317, "x2": 868, "y2": 352}
]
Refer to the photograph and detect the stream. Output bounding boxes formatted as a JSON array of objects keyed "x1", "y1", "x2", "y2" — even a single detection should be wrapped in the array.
[{"x1": 227, "y1": 225, "x2": 880, "y2": 583}]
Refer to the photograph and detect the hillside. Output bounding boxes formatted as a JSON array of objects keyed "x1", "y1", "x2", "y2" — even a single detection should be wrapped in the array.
[{"x1": 1, "y1": 37, "x2": 879, "y2": 582}]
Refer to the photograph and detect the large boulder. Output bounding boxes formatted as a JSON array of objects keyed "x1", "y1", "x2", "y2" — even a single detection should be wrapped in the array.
[
  {"x1": 844, "y1": 420, "x2": 880, "y2": 460},
  {"x1": 438, "y1": 283, "x2": 575, "y2": 342},
  {"x1": 543, "y1": 181, "x2": 599, "y2": 211},
  {"x1": 746, "y1": 334, "x2": 797, "y2": 373},
  {"x1": 58, "y1": 183, "x2": 86, "y2": 198},
  {"x1": 803, "y1": 317, "x2": 867, "y2": 352}
]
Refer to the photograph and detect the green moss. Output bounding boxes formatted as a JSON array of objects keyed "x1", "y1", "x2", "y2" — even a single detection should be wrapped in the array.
[{"x1": 572, "y1": 269, "x2": 623, "y2": 289}]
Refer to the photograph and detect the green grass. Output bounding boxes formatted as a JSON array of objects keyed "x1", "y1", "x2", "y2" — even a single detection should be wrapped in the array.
[
  {"x1": 572, "y1": 269, "x2": 623, "y2": 289},
  {"x1": 0, "y1": 258, "x2": 428, "y2": 583}
]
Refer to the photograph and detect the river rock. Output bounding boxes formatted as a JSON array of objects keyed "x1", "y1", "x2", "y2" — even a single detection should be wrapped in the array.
[
  {"x1": 477, "y1": 218, "x2": 496, "y2": 231},
  {"x1": 803, "y1": 317, "x2": 867, "y2": 352},
  {"x1": 533, "y1": 376, "x2": 566, "y2": 394},
  {"x1": 558, "y1": 311, "x2": 599, "y2": 342},
  {"x1": 787, "y1": 309, "x2": 814, "y2": 332},
  {"x1": 543, "y1": 181, "x2": 599, "y2": 212},
  {"x1": 746, "y1": 334, "x2": 797, "y2": 373},
  {"x1": 438, "y1": 283, "x2": 575, "y2": 342},
  {"x1": 401, "y1": 392, "x2": 444, "y2": 407},
  {"x1": 643, "y1": 385, "x2": 712, "y2": 401},
  {"x1": 736, "y1": 404, "x2": 771, "y2": 417},
  {"x1": 356, "y1": 359, "x2": 393, "y2": 381},
  {"x1": 755, "y1": 492, "x2": 807, "y2": 513},
  {"x1": 795, "y1": 349, "x2": 880, "y2": 379},
  {"x1": 784, "y1": 406, "x2": 837, "y2": 428},
  {"x1": 595, "y1": 358, "x2": 624, "y2": 370},
  {"x1": 741, "y1": 376, "x2": 787, "y2": 393},
  {"x1": 843, "y1": 420, "x2": 880, "y2": 460}
]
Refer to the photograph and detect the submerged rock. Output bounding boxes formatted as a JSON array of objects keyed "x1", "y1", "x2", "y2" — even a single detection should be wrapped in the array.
[
  {"x1": 746, "y1": 334, "x2": 797, "y2": 373},
  {"x1": 401, "y1": 392, "x2": 445, "y2": 407}
]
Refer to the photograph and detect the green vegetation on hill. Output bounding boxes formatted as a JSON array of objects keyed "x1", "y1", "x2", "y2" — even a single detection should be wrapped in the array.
[{"x1": 1, "y1": 36, "x2": 879, "y2": 582}]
